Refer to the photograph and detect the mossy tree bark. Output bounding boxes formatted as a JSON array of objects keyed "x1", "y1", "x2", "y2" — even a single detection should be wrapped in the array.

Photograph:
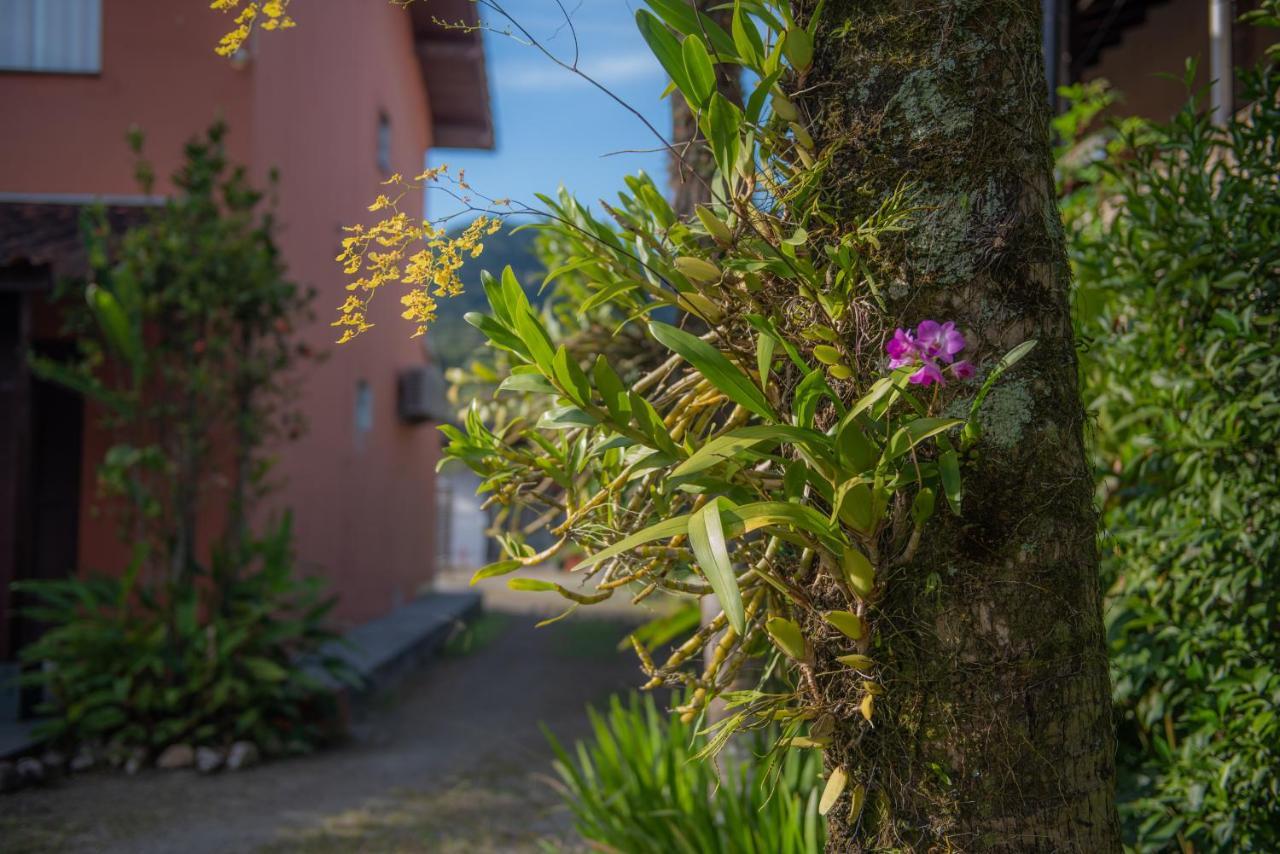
[{"x1": 793, "y1": 1, "x2": 1120, "y2": 850}]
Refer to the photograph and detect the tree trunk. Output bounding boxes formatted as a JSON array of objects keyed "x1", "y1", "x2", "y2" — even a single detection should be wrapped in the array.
[
  {"x1": 669, "y1": 3, "x2": 741, "y2": 214},
  {"x1": 794, "y1": 2, "x2": 1120, "y2": 850}
]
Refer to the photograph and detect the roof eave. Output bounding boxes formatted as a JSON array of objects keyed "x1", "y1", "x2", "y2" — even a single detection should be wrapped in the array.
[{"x1": 411, "y1": 3, "x2": 495, "y2": 151}]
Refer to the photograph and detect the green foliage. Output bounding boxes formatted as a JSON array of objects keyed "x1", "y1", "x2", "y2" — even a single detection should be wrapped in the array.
[
  {"x1": 32, "y1": 121, "x2": 314, "y2": 584},
  {"x1": 436, "y1": 2, "x2": 1031, "y2": 828},
  {"x1": 1066, "y1": 15, "x2": 1280, "y2": 849},
  {"x1": 21, "y1": 123, "x2": 333, "y2": 757},
  {"x1": 16, "y1": 516, "x2": 353, "y2": 753},
  {"x1": 547, "y1": 693, "x2": 824, "y2": 854}
]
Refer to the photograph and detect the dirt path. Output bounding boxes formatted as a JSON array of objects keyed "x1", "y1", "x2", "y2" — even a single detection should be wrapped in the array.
[{"x1": 2, "y1": 602, "x2": 644, "y2": 853}]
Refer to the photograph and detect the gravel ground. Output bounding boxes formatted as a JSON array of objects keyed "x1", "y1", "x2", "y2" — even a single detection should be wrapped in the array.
[{"x1": 1, "y1": 580, "x2": 651, "y2": 854}]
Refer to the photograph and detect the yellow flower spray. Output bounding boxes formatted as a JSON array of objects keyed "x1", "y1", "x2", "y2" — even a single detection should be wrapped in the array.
[
  {"x1": 332, "y1": 168, "x2": 502, "y2": 343},
  {"x1": 210, "y1": 0, "x2": 295, "y2": 57}
]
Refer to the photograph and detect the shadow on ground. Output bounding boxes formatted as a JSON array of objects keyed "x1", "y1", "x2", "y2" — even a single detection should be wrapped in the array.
[{"x1": 2, "y1": 595, "x2": 645, "y2": 854}]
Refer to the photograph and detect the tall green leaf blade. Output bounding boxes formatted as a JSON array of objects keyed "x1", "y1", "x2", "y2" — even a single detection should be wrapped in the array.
[
  {"x1": 635, "y1": 9, "x2": 695, "y2": 96},
  {"x1": 722, "y1": 500, "x2": 842, "y2": 550},
  {"x1": 704, "y1": 92, "x2": 742, "y2": 177},
  {"x1": 681, "y1": 35, "x2": 716, "y2": 108},
  {"x1": 644, "y1": 0, "x2": 738, "y2": 58},
  {"x1": 755, "y1": 329, "x2": 776, "y2": 392},
  {"x1": 688, "y1": 498, "x2": 745, "y2": 634},
  {"x1": 649, "y1": 321, "x2": 776, "y2": 421},
  {"x1": 969, "y1": 340, "x2": 1037, "y2": 420}
]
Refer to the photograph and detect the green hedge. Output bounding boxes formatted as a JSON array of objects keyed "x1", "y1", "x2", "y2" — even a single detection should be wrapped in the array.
[{"x1": 1066, "y1": 37, "x2": 1280, "y2": 852}]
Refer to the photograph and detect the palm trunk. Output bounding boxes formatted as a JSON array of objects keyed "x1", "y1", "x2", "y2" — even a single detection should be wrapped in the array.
[{"x1": 794, "y1": 1, "x2": 1120, "y2": 849}]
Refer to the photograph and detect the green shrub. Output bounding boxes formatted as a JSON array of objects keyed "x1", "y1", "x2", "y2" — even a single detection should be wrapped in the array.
[
  {"x1": 1066, "y1": 17, "x2": 1280, "y2": 850},
  {"x1": 16, "y1": 515, "x2": 353, "y2": 754},
  {"x1": 548, "y1": 693, "x2": 824, "y2": 854}
]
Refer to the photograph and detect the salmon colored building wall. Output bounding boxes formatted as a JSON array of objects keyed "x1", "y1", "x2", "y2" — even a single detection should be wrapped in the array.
[{"x1": 0, "y1": 0, "x2": 468, "y2": 627}]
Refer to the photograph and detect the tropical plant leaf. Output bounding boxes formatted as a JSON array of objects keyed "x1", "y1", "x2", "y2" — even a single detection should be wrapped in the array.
[
  {"x1": 635, "y1": 9, "x2": 694, "y2": 97},
  {"x1": 649, "y1": 321, "x2": 776, "y2": 420},
  {"x1": 969, "y1": 340, "x2": 1037, "y2": 420},
  {"x1": 766, "y1": 616, "x2": 807, "y2": 661},
  {"x1": 673, "y1": 425, "x2": 823, "y2": 478},
  {"x1": 688, "y1": 498, "x2": 745, "y2": 634},
  {"x1": 819, "y1": 766, "x2": 848, "y2": 816},
  {"x1": 681, "y1": 34, "x2": 716, "y2": 108},
  {"x1": 470, "y1": 559, "x2": 522, "y2": 585},
  {"x1": 884, "y1": 418, "x2": 963, "y2": 461},
  {"x1": 825, "y1": 610, "x2": 863, "y2": 640},
  {"x1": 940, "y1": 449, "x2": 962, "y2": 514}
]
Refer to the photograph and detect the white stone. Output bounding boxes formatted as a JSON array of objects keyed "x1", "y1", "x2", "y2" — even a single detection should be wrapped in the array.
[{"x1": 155, "y1": 743, "x2": 195, "y2": 770}]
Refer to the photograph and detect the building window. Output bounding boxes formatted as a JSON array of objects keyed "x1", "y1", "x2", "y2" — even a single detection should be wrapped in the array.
[
  {"x1": 377, "y1": 112, "x2": 392, "y2": 175},
  {"x1": 354, "y1": 379, "x2": 374, "y2": 445},
  {"x1": 0, "y1": 0, "x2": 103, "y2": 74}
]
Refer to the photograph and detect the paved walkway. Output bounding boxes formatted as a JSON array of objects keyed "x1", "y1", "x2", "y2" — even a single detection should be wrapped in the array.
[{"x1": 2, "y1": 575, "x2": 655, "y2": 853}]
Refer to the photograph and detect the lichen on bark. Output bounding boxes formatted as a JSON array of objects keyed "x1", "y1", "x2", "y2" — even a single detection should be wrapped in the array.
[{"x1": 792, "y1": 1, "x2": 1121, "y2": 850}]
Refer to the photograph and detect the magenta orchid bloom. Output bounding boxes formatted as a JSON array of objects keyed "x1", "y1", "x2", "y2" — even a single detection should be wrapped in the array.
[{"x1": 885, "y1": 320, "x2": 975, "y2": 386}]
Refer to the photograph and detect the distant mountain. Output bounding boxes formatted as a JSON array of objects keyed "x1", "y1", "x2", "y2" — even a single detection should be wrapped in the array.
[{"x1": 428, "y1": 219, "x2": 545, "y2": 370}]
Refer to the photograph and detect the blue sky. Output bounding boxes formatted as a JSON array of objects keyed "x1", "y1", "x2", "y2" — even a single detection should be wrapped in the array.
[{"x1": 426, "y1": 1, "x2": 670, "y2": 221}]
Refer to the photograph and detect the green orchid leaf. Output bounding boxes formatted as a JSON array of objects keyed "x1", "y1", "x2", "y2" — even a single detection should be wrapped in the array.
[
  {"x1": 681, "y1": 34, "x2": 716, "y2": 108},
  {"x1": 470, "y1": 560, "x2": 522, "y2": 585},
  {"x1": 940, "y1": 449, "x2": 962, "y2": 514},
  {"x1": 649, "y1": 321, "x2": 776, "y2": 421},
  {"x1": 765, "y1": 616, "x2": 808, "y2": 661},
  {"x1": 885, "y1": 418, "x2": 964, "y2": 462},
  {"x1": 825, "y1": 610, "x2": 863, "y2": 640},
  {"x1": 688, "y1": 498, "x2": 745, "y2": 634},
  {"x1": 552, "y1": 345, "x2": 592, "y2": 406},
  {"x1": 635, "y1": 9, "x2": 694, "y2": 97},
  {"x1": 673, "y1": 425, "x2": 824, "y2": 478},
  {"x1": 645, "y1": 0, "x2": 738, "y2": 58},
  {"x1": 969, "y1": 340, "x2": 1037, "y2": 421},
  {"x1": 498, "y1": 372, "x2": 558, "y2": 395}
]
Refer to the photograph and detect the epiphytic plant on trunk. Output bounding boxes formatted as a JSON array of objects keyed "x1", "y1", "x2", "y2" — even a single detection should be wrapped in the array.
[{"x1": 320, "y1": 0, "x2": 1117, "y2": 848}]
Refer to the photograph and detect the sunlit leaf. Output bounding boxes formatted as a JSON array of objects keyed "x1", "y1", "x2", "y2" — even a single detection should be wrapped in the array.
[
  {"x1": 649, "y1": 321, "x2": 776, "y2": 421},
  {"x1": 470, "y1": 560, "x2": 521, "y2": 585},
  {"x1": 766, "y1": 616, "x2": 808, "y2": 661},
  {"x1": 885, "y1": 418, "x2": 963, "y2": 461},
  {"x1": 688, "y1": 498, "x2": 745, "y2": 634},
  {"x1": 681, "y1": 34, "x2": 716, "y2": 108},
  {"x1": 840, "y1": 546, "x2": 875, "y2": 597},
  {"x1": 825, "y1": 610, "x2": 863, "y2": 640},
  {"x1": 673, "y1": 424, "x2": 823, "y2": 478},
  {"x1": 819, "y1": 766, "x2": 848, "y2": 816}
]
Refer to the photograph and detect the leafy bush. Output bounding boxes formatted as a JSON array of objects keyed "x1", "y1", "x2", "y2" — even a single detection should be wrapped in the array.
[
  {"x1": 548, "y1": 693, "x2": 823, "y2": 854},
  {"x1": 16, "y1": 516, "x2": 352, "y2": 754},
  {"x1": 14, "y1": 124, "x2": 339, "y2": 759},
  {"x1": 1066, "y1": 15, "x2": 1280, "y2": 849}
]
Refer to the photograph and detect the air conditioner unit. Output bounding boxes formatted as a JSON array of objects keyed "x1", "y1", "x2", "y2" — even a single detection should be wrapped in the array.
[{"x1": 397, "y1": 364, "x2": 450, "y2": 424}]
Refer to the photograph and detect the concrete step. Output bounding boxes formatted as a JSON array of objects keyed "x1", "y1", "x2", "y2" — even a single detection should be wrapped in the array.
[{"x1": 309, "y1": 590, "x2": 483, "y2": 698}]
